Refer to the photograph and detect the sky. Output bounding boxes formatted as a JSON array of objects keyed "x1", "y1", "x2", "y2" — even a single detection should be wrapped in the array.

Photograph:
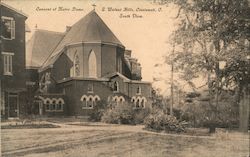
[{"x1": 3, "y1": 0, "x2": 180, "y2": 95}]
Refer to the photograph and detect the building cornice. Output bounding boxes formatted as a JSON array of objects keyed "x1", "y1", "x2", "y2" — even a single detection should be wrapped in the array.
[{"x1": 57, "y1": 77, "x2": 109, "y2": 84}]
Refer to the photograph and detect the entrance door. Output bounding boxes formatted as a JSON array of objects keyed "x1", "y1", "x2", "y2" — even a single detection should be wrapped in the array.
[{"x1": 8, "y1": 94, "x2": 18, "y2": 118}]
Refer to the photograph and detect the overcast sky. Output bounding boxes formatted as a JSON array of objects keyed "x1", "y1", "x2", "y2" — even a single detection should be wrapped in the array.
[{"x1": 3, "y1": 0, "x2": 180, "y2": 95}]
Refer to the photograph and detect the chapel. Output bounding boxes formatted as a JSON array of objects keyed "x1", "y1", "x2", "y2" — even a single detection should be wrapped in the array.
[{"x1": 26, "y1": 9, "x2": 152, "y2": 117}]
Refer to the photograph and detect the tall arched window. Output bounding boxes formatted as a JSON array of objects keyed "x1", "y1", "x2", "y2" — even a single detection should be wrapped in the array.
[
  {"x1": 88, "y1": 50, "x2": 97, "y2": 78},
  {"x1": 74, "y1": 53, "x2": 80, "y2": 77}
]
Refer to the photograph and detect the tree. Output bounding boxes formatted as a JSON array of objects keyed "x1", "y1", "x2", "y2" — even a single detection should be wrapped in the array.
[{"x1": 155, "y1": 0, "x2": 249, "y2": 132}]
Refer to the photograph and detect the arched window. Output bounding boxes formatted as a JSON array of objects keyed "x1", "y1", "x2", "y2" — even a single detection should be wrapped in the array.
[
  {"x1": 136, "y1": 99, "x2": 140, "y2": 108},
  {"x1": 131, "y1": 98, "x2": 135, "y2": 104},
  {"x1": 52, "y1": 99, "x2": 56, "y2": 111},
  {"x1": 114, "y1": 81, "x2": 119, "y2": 92},
  {"x1": 88, "y1": 97, "x2": 93, "y2": 108},
  {"x1": 74, "y1": 53, "x2": 80, "y2": 77},
  {"x1": 82, "y1": 97, "x2": 87, "y2": 108},
  {"x1": 45, "y1": 99, "x2": 50, "y2": 111},
  {"x1": 94, "y1": 95, "x2": 100, "y2": 102},
  {"x1": 81, "y1": 95, "x2": 100, "y2": 109},
  {"x1": 88, "y1": 50, "x2": 97, "y2": 78},
  {"x1": 57, "y1": 98, "x2": 64, "y2": 111},
  {"x1": 141, "y1": 99, "x2": 145, "y2": 108}
]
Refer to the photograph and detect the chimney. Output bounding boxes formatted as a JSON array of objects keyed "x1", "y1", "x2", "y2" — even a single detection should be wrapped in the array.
[
  {"x1": 125, "y1": 50, "x2": 131, "y2": 57},
  {"x1": 66, "y1": 26, "x2": 71, "y2": 32}
]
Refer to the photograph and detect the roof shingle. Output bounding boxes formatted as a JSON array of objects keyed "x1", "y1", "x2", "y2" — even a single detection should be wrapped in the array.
[
  {"x1": 26, "y1": 29, "x2": 64, "y2": 68},
  {"x1": 41, "y1": 10, "x2": 123, "y2": 70}
]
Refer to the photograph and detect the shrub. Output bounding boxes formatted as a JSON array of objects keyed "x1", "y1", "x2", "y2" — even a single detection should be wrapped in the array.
[
  {"x1": 144, "y1": 110, "x2": 185, "y2": 133},
  {"x1": 133, "y1": 107, "x2": 150, "y2": 124},
  {"x1": 101, "y1": 102, "x2": 135, "y2": 124},
  {"x1": 183, "y1": 90, "x2": 240, "y2": 130},
  {"x1": 88, "y1": 100, "x2": 106, "y2": 122}
]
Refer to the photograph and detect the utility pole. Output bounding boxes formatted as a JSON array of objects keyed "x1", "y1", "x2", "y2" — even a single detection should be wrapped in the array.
[{"x1": 170, "y1": 38, "x2": 175, "y2": 116}]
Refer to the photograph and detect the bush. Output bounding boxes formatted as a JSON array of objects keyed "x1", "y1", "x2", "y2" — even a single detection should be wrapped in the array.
[
  {"x1": 144, "y1": 110, "x2": 185, "y2": 133},
  {"x1": 88, "y1": 100, "x2": 106, "y2": 122},
  {"x1": 101, "y1": 102, "x2": 135, "y2": 124},
  {"x1": 182, "y1": 90, "x2": 240, "y2": 130},
  {"x1": 134, "y1": 108, "x2": 150, "y2": 124}
]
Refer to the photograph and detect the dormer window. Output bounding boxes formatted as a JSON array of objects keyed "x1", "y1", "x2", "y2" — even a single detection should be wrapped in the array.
[{"x1": 1, "y1": 16, "x2": 15, "y2": 40}]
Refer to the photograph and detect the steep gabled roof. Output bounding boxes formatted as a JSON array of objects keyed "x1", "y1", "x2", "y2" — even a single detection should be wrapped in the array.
[
  {"x1": 26, "y1": 29, "x2": 65, "y2": 68},
  {"x1": 41, "y1": 10, "x2": 123, "y2": 70}
]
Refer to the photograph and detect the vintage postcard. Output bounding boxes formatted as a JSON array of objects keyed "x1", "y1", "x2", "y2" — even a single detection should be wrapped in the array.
[{"x1": 0, "y1": 0, "x2": 249, "y2": 157}]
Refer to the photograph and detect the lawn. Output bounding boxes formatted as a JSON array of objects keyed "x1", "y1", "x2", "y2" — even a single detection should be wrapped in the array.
[{"x1": 1, "y1": 121, "x2": 249, "y2": 157}]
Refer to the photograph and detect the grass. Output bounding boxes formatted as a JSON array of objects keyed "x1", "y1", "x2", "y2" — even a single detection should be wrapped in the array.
[
  {"x1": 1, "y1": 123, "x2": 249, "y2": 157},
  {"x1": 1, "y1": 123, "x2": 60, "y2": 129}
]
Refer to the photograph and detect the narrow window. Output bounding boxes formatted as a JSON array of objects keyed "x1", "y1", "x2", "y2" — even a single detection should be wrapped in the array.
[
  {"x1": 88, "y1": 50, "x2": 97, "y2": 78},
  {"x1": 52, "y1": 100, "x2": 56, "y2": 111},
  {"x1": 74, "y1": 53, "x2": 80, "y2": 77},
  {"x1": 1, "y1": 16, "x2": 15, "y2": 39},
  {"x1": 136, "y1": 86, "x2": 141, "y2": 95},
  {"x1": 57, "y1": 99, "x2": 63, "y2": 111},
  {"x1": 114, "y1": 81, "x2": 119, "y2": 92},
  {"x1": 2, "y1": 52, "x2": 14, "y2": 75},
  {"x1": 88, "y1": 97, "x2": 93, "y2": 108},
  {"x1": 87, "y1": 83, "x2": 94, "y2": 93},
  {"x1": 131, "y1": 98, "x2": 135, "y2": 104},
  {"x1": 141, "y1": 99, "x2": 145, "y2": 108},
  {"x1": 136, "y1": 99, "x2": 140, "y2": 108},
  {"x1": 45, "y1": 100, "x2": 50, "y2": 111},
  {"x1": 82, "y1": 97, "x2": 87, "y2": 108}
]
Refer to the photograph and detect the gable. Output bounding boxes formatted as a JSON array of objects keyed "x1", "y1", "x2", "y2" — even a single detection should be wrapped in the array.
[{"x1": 26, "y1": 30, "x2": 65, "y2": 68}]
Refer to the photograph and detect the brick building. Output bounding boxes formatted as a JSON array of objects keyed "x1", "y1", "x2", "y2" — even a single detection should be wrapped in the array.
[
  {"x1": 0, "y1": 3, "x2": 28, "y2": 118},
  {"x1": 26, "y1": 10, "x2": 152, "y2": 117}
]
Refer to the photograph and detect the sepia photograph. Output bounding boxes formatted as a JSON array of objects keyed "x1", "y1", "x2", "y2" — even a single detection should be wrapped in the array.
[{"x1": 0, "y1": 0, "x2": 249, "y2": 156}]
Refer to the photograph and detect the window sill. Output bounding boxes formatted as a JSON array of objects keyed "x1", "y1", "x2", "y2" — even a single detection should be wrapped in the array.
[
  {"x1": 4, "y1": 73, "x2": 13, "y2": 76},
  {"x1": 1, "y1": 36, "x2": 14, "y2": 40},
  {"x1": 82, "y1": 107, "x2": 93, "y2": 109},
  {"x1": 45, "y1": 110, "x2": 63, "y2": 112},
  {"x1": 133, "y1": 107, "x2": 145, "y2": 110}
]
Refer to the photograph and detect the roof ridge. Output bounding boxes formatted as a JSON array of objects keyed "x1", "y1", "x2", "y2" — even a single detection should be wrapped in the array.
[
  {"x1": 95, "y1": 12, "x2": 104, "y2": 41},
  {"x1": 94, "y1": 11, "x2": 122, "y2": 44},
  {"x1": 69, "y1": 9, "x2": 95, "y2": 29}
]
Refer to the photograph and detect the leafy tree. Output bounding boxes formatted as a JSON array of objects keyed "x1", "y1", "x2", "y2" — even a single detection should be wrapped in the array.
[{"x1": 154, "y1": 0, "x2": 249, "y2": 132}]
